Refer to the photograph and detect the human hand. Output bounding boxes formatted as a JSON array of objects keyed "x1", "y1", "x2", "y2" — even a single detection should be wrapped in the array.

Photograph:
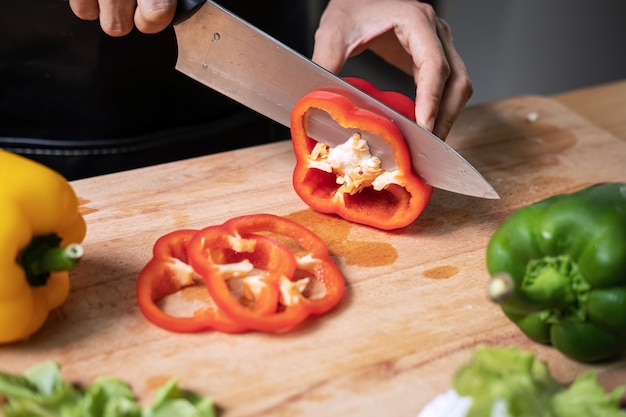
[
  {"x1": 68, "y1": 0, "x2": 177, "y2": 36},
  {"x1": 312, "y1": 0, "x2": 473, "y2": 140}
]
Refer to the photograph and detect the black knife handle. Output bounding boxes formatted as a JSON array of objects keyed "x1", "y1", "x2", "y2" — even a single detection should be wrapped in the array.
[{"x1": 173, "y1": 0, "x2": 206, "y2": 24}]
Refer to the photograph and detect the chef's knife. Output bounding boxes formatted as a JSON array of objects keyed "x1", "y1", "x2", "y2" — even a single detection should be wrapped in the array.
[{"x1": 173, "y1": 0, "x2": 499, "y2": 199}]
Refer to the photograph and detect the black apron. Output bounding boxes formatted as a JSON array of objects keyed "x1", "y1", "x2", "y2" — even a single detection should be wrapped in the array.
[{"x1": 0, "y1": 0, "x2": 317, "y2": 179}]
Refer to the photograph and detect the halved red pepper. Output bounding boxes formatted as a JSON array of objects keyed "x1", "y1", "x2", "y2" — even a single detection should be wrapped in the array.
[
  {"x1": 290, "y1": 77, "x2": 432, "y2": 230},
  {"x1": 187, "y1": 214, "x2": 345, "y2": 333},
  {"x1": 136, "y1": 229, "x2": 281, "y2": 334}
]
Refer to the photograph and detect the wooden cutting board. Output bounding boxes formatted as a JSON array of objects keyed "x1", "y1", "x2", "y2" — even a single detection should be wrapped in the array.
[{"x1": 2, "y1": 95, "x2": 625, "y2": 416}]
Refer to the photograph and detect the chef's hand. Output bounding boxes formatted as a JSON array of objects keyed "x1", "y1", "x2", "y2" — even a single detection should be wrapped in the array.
[
  {"x1": 69, "y1": 0, "x2": 176, "y2": 36},
  {"x1": 312, "y1": 0, "x2": 473, "y2": 140}
]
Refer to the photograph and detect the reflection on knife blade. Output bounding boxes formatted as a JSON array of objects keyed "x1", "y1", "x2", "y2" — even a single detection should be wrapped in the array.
[{"x1": 173, "y1": 0, "x2": 499, "y2": 199}]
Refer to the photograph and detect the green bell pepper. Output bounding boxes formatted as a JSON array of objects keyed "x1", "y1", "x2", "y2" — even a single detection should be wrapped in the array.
[{"x1": 486, "y1": 183, "x2": 626, "y2": 363}]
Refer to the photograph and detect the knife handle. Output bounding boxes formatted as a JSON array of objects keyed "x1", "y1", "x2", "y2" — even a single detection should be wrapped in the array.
[{"x1": 173, "y1": 0, "x2": 206, "y2": 24}]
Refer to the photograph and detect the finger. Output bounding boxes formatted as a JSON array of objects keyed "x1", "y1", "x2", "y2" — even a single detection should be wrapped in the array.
[
  {"x1": 69, "y1": 0, "x2": 100, "y2": 21},
  {"x1": 383, "y1": 3, "x2": 450, "y2": 133},
  {"x1": 98, "y1": 0, "x2": 137, "y2": 36},
  {"x1": 311, "y1": 24, "x2": 351, "y2": 74},
  {"x1": 134, "y1": 0, "x2": 176, "y2": 34},
  {"x1": 406, "y1": 27, "x2": 450, "y2": 133},
  {"x1": 431, "y1": 19, "x2": 473, "y2": 139},
  {"x1": 367, "y1": 30, "x2": 414, "y2": 75}
]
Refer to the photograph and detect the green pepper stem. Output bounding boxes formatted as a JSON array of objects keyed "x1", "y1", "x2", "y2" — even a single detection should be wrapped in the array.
[
  {"x1": 488, "y1": 272, "x2": 515, "y2": 303},
  {"x1": 522, "y1": 256, "x2": 582, "y2": 308}
]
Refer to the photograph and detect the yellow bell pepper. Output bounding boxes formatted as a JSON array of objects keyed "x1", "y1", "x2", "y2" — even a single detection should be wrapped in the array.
[{"x1": 1, "y1": 150, "x2": 86, "y2": 343}]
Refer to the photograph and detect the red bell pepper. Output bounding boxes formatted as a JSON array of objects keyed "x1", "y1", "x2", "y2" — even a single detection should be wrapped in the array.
[
  {"x1": 290, "y1": 77, "x2": 432, "y2": 230},
  {"x1": 136, "y1": 229, "x2": 278, "y2": 334},
  {"x1": 187, "y1": 214, "x2": 345, "y2": 333}
]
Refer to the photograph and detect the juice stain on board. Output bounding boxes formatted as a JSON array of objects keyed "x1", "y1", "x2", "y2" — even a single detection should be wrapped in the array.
[
  {"x1": 284, "y1": 209, "x2": 397, "y2": 268},
  {"x1": 423, "y1": 265, "x2": 459, "y2": 280}
]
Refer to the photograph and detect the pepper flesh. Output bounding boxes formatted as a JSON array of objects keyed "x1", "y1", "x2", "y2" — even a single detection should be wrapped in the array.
[
  {"x1": 136, "y1": 229, "x2": 283, "y2": 333},
  {"x1": 487, "y1": 183, "x2": 626, "y2": 362},
  {"x1": 0, "y1": 150, "x2": 86, "y2": 343},
  {"x1": 290, "y1": 77, "x2": 432, "y2": 230},
  {"x1": 188, "y1": 214, "x2": 345, "y2": 332}
]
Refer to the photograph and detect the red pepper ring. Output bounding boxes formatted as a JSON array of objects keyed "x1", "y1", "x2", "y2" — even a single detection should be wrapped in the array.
[
  {"x1": 223, "y1": 214, "x2": 345, "y2": 317},
  {"x1": 188, "y1": 214, "x2": 345, "y2": 332},
  {"x1": 290, "y1": 77, "x2": 433, "y2": 230},
  {"x1": 135, "y1": 229, "x2": 281, "y2": 334}
]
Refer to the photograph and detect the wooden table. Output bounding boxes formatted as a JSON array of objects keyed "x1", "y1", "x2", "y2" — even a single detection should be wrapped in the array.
[
  {"x1": 3, "y1": 80, "x2": 626, "y2": 416},
  {"x1": 554, "y1": 78, "x2": 626, "y2": 141}
]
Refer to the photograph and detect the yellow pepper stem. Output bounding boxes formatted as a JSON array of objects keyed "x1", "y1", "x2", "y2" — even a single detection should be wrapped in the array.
[
  {"x1": 19, "y1": 234, "x2": 84, "y2": 287},
  {"x1": 39, "y1": 243, "x2": 84, "y2": 273}
]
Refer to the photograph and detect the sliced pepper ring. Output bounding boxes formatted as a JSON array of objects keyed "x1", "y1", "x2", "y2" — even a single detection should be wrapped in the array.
[
  {"x1": 136, "y1": 229, "x2": 280, "y2": 334},
  {"x1": 188, "y1": 214, "x2": 345, "y2": 333},
  {"x1": 221, "y1": 214, "x2": 345, "y2": 317}
]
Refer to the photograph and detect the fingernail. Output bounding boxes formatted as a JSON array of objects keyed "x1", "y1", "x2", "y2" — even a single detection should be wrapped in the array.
[{"x1": 420, "y1": 116, "x2": 435, "y2": 132}]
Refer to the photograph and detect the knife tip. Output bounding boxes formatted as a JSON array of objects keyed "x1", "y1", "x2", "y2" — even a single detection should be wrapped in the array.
[{"x1": 483, "y1": 189, "x2": 501, "y2": 200}]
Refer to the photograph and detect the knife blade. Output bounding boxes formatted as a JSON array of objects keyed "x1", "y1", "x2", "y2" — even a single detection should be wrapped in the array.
[{"x1": 173, "y1": 0, "x2": 499, "y2": 199}]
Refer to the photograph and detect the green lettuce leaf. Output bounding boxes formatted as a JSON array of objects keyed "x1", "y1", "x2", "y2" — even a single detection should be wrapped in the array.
[
  {"x1": 0, "y1": 362, "x2": 216, "y2": 417},
  {"x1": 550, "y1": 372, "x2": 626, "y2": 417},
  {"x1": 452, "y1": 345, "x2": 626, "y2": 417}
]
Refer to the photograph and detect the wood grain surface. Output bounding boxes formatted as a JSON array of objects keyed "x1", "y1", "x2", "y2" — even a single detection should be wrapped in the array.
[
  {"x1": 2, "y1": 94, "x2": 626, "y2": 416},
  {"x1": 555, "y1": 79, "x2": 626, "y2": 141}
]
